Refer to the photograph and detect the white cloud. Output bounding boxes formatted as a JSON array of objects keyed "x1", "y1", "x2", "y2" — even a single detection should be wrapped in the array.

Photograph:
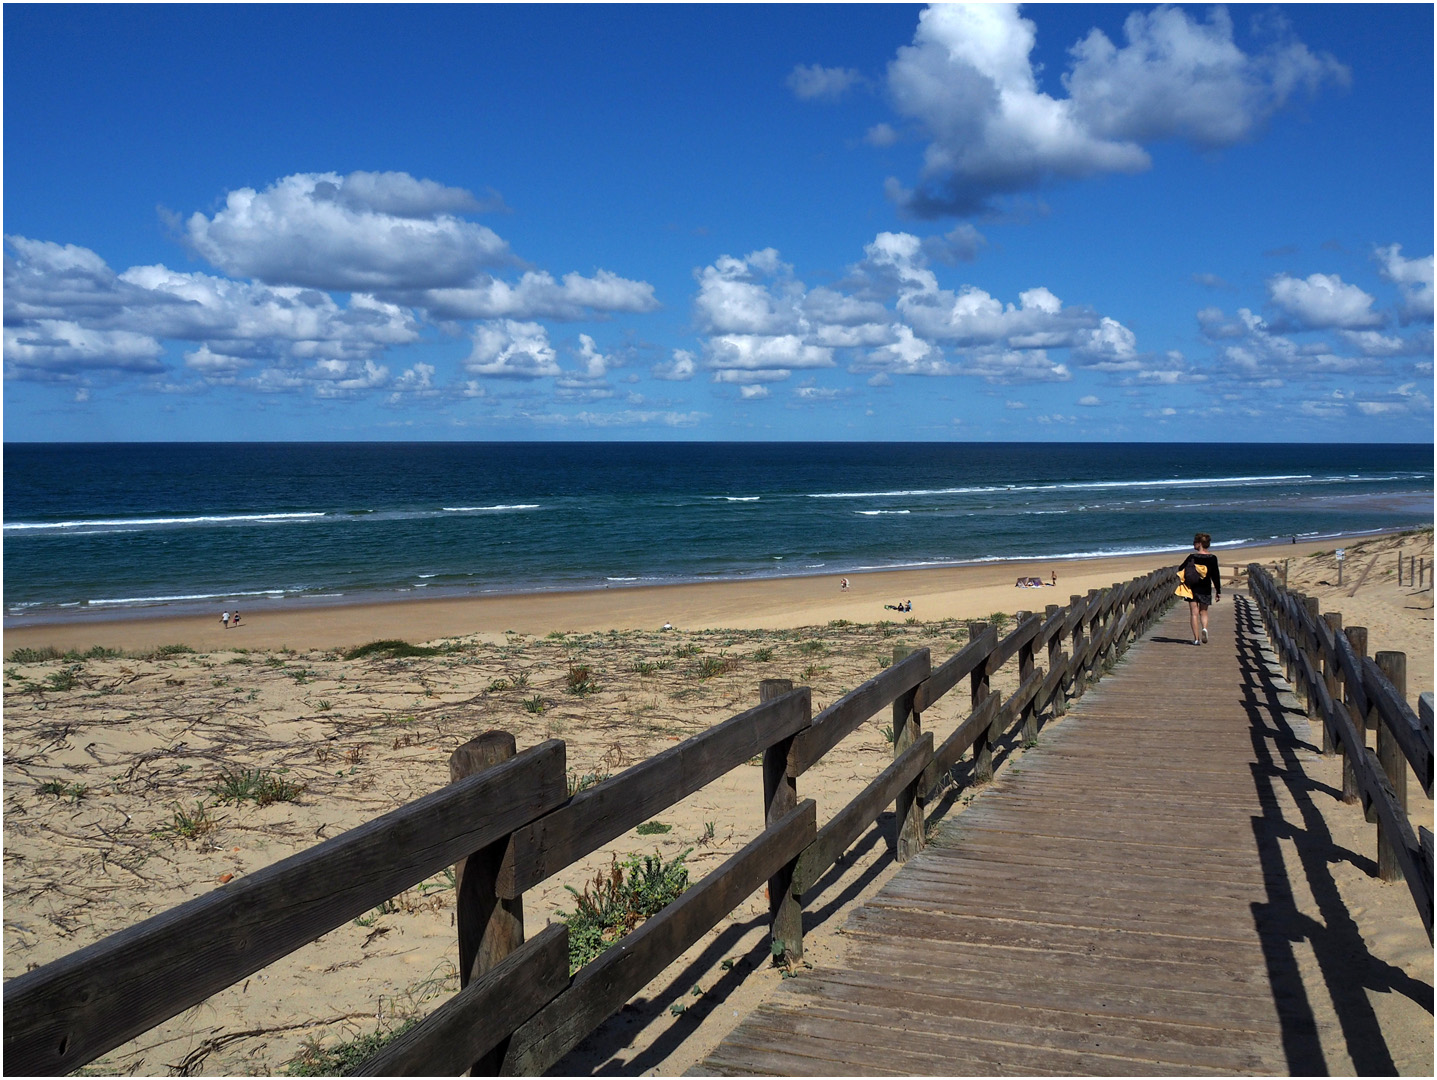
[
  {"x1": 1005, "y1": 400, "x2": 1027, "y2": 409},
  {"x1": 706, "y1": 333, "x2": 834, "y2": 371},
  {"x1": 694, "y1": 250, "x2": 805, "y2": 335},
  {"x1": 1077, "y1": 395, "x2": 1102, "y2": 406},
  {"x1": 184, "y1": 344, "x2": 251, "y2": 377},
  {"x1": 417, "y1": 269, "x2": 659, "y2": 321},
  {"x1": 713, "y1": 368, "x2": 790, "y2": 383},
  {"x1": 787, "y1": 64, "x2": 864, "y2": 101},
  {"x1": 794, "y1": 385, "x2": 847, "y2": 401},
  {"x1": 1071, "y1": 316, "x2": 1138, "y2": 367},
  {"x1": 526, "y1": 409, "x2": 706, "y2": 428},
  {"x1": 464, "y1": 320, "x2": 561, "y2": 379},
  {"x1": 1338, "y1": 328, "x2": 1434, "y2": 358},
  {"x1": 739, "y1": 384, "x2": 771, "y2": 400},
  {"x1": 574, "y1": 334, "x2": 608, "y2": 379},
  {"x1": 952, "y1": 347, "x2": 1070, "y2": 384},
  {"x1": 1374, "y1": 244, "x2": 1434, "y2": 323},
  {"x1": 309, "y1": 358, "x2": 391, "y2": 398},
  {"x1": 864, "y1": 123, "x2": 901, "y2": 148},
  {"x1": 185, "y1": 171, "x2": 512, "y2": 291},
  {"x1": 3, "y1": 319, "x2": 163, "y2": 377},
  {"x1": 884, "y1": 4, "x2": 1149, "y2": 216},
  {"x1": 882, "y1": 4, "x2": 1345, "y2": 216},
  {"x1": 1065, "y1": 6, "x2": 1348, "y2": 148},
  {"x1": 855, "y1": 324, "x2": 950, "y2": 376},
  {"x1": 388, "y1": 362, "x2": 438, "y2": 403},
  {"x1": 4, "y1": 236, "x2": 424, "y2": 383},
  {"x1": 1267, "y1": 273, "x2": 1383, "y2": 330},
  {"x1": 652, "y1": 349, "x2": 697, "y2": 381}
]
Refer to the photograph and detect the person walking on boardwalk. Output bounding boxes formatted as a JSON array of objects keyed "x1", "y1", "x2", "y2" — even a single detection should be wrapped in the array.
[{"x1": 1176, "y1": 532, "x2": 1220, "y2": 645}]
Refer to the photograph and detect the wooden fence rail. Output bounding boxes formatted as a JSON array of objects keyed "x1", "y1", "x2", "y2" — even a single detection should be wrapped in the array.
[
  {"x1": 4, "y1": 566, "x2": 1178, "y2": 1076},
  {"x1": 1247, "y1": 563, "x2": 1433, "y2": 940}
]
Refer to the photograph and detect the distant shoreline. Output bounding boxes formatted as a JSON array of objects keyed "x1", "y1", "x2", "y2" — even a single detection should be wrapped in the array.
[
  {"x1": 3, "y1": 524, "x2": 1422, "y2": 632},
  {"x1": 4, "y1": 532, "x2": 1425, "y2": 656}
]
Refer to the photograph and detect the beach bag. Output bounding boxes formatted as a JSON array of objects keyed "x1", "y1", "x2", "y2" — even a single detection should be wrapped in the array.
[{"x1": 1175, "y1": 556, "x2": 1208, "y2": 599}]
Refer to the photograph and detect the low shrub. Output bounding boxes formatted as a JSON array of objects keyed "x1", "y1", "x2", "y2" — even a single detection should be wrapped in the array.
[
  {"x1": 343, "y1": 640, "x2": 439, "y2": 660},
  {"x1": 560, "y1": 849, "x2": 691, "y2": 973}
]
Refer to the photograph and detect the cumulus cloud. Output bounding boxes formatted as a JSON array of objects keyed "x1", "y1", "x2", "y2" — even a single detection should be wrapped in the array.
[
  {"x1": 882, "y1": 4, "x2": 1346, "y2": 217},
  {"x1": 4, "y1": 232, "x2": 426, "y2": 387},
  {"x1": 464, "y1": 320, "x2": 561, "y2": 379},
  {"x1": 4, "y1": 320, "x2": 164, "y2": 378},
  {"x1": 416, "y1": 269, "x2": 659, "y2": 321},
  {"x1": 1198, "y1": 304, "x2": 1385, "y2": 380},
  {"x1": 1071, "y1": 316, "x2": 1139, "y2": 367},
  {"x1": 1338, "y1": 328, "x2": 1434, "y2": 358},
  {"x1": 185, "y1": 171, "x2": 513, "y2": 291},
  {"x1": 652, "y1": 349, "x2": 698, "y2": 381},
  {"x1": 1064, "y1": 6, "x2": 1348, "y2": 147},
  {"x1": 739, "y1": 384, "x2": 771, "y2": 400},
  {"x1": 788, "y1": 64, "x2": 864, "y2": 101},
  {"x1": 952, "y1": 347, "x2": 1070, "y2": 384},
  {"x1": 1267, "y1": 272, "x2": 1383, "y2": 330},
  {"x1": 555, "y1": 334, "x2": 616, "y2": 400},
  {"x1": 1374, "y1": 244, "x2": 1434, "y2": 323}
]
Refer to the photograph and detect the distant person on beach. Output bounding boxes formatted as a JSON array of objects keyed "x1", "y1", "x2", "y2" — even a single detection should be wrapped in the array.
[
  {"x1": 840, "y1": 577, "x2": 850, "y2": 591},
  {"x1": 1050, "y1": 571, "x2": 1057, "y2": 586},
  {"x1": 221, "y1": 610, "x2": 229, "y2": 629},
  {"x1": 232, "y1": 610, "x2": 240, "y2": 627},
  {"x1": 1176, "y1": 533, "x2": 1220, "y2": 645}
]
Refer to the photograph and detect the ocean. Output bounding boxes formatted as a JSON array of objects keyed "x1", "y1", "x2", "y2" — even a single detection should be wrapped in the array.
[{"x1": 3, "y1": 442, "x2": 1431, "y2": 625}]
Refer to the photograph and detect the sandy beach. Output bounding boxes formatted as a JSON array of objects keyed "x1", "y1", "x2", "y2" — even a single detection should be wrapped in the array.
[
  {"x1": 4, "y1": 528, "x2": 1431, "y2": 1075},
  {"x1": 6, "y1": 535, "x2": 1426, "y2": 659}
]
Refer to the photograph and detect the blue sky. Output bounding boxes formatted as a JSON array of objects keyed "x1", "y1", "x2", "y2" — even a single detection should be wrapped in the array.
[{"x1": 3, "y1": 3, "x2": 1432, "y2": 442}]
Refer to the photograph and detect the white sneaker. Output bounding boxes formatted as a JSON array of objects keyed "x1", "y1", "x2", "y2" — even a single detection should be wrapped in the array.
[
  {"x1": 1201, "y1": 628, "x2": 1208, "y2": 644},
  {"x1": 1193, "y1": 639, "x2": 1201, "y2": 646}
]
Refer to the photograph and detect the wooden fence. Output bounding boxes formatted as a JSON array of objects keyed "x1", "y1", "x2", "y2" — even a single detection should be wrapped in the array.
[
  {"x1": 4, "y1": 567, "x2": 1177, "y2": 1076},
  {"x1": 1247, "y1": 563, "x2": 1433, "y2": 940}
]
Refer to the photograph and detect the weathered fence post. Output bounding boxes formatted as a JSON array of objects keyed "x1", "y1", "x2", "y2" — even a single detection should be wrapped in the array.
[
  {"x1": 1342, "y1": 626, "x2": 1368, "y2": 805},
  {"x1": 1375, "y1": 652, "x2": 1409, "y2": 882},
  {"x1": 1083, "y1": 588, "x2": 1101, "y2": 687},
  {"x1": 1067, "y1": 595, "x2": 1085, "y2": 699},
  {"x1": 1045, "y1": 603, "x2": 1066, "y2": 717},
  {"x1": 969, "y1": 622, "x2": 995, "y2": 782},
  {"x1": 891, "y1": 646, "x2": 925, "y2": 862},
  {"x1": 1321, "y1": 612, "x2": 1342, "y2": 756},
  {"x1": 760, "y1": 678, "x2": 803, "y2": 961},
  {"x1": 1300, "y1": 596, "x2": 1321, "y2": 724},
  {"x1": 1016, "y1": 613, "x2": 1038, "y2": 744},
  {"x1": 450, "y1": 730, "x2": 525, "y2": 1075}
]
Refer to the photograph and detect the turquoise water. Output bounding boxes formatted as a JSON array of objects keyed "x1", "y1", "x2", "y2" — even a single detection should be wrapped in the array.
[{"x1": 3, "y1": 442, "x2": 1430, "y2": 624}]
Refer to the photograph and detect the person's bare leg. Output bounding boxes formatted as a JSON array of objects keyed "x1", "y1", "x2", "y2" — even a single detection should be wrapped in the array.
[{"x1": 1189, "y1": 600, "x2": 1202, "y2": 643}]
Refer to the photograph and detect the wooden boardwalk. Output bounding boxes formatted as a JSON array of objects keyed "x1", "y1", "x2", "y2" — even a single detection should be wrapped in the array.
[{"x1": 698, "y1": 596, "x2": 1323, "y2": 1076}]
